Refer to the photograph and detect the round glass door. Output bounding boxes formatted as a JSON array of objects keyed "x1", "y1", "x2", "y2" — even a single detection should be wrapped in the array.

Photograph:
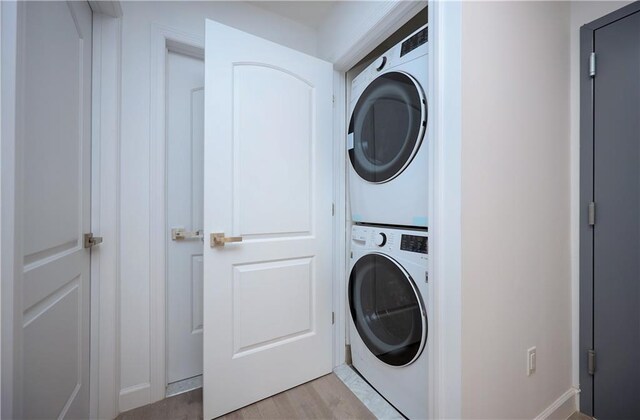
[
  {"x1": 349, "y1": 253, "x2": 427, "y2": 366},
  {"x1": 348, "y1": 71, "x2": 427, "y2": 183}
]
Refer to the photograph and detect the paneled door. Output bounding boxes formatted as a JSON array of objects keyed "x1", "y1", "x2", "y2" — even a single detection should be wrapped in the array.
[
  {"x1": 203, "y1": 21, "x2": 334, "y2": 418},
  {"x1": 16, "y1": 1, "x2": 92, "y2": 418},
  {"x1": 166, "y1": 49, "x2": 205, "y2": 385}
]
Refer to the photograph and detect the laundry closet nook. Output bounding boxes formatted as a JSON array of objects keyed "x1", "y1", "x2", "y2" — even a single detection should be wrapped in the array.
[{"x1": 3, "y1": 0, "x2": 603, "y2": 419}]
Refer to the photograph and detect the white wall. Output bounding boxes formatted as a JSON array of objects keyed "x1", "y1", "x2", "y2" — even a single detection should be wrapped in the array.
[
  {"x1": 117, "y1": 1, "x2": 317, "y2": 411},
  {"x1": 460, "y1": 2, "x2": 573, "y2": 418},
  {"x1": 568, "y1": 0, "x2": 631, "y2": 394}
]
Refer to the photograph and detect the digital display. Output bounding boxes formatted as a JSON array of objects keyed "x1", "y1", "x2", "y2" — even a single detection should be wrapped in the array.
[
  {"x1": 401, "y1": 234, "x2": 428, "y2": 254},
  {"x1": 400, "y1": 27, "x2": 428, "y2": 57}
]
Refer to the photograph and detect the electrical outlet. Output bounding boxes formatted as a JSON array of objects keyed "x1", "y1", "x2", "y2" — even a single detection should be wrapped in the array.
[{"x1": 527, "y1": 347, "x2": 537, "y2": 376}]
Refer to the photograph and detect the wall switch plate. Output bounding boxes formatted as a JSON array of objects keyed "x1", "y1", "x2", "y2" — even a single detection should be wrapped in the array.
[{"x1": 527, "y1": 347, "x2": 537, "y2": 376}]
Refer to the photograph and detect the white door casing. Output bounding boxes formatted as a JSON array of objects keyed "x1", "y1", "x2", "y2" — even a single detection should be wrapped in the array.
[
  {"x1": 16, "y1": 1, "x2": 92, "y2": 418},
  {"x1": 166, "y1": 50, "x2": 205, "y2": 384},
  {"x1": 203, "y1": 20, "x2": 334, "y2": 418}
]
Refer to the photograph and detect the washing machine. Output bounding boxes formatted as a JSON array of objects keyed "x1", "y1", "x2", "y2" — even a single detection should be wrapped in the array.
[
  {"x1": 348, "y1": 25, "x2": 429, "y2": 228},
  {"x1": 348, "y1": 224, "x2": 430, "y2": 419}
]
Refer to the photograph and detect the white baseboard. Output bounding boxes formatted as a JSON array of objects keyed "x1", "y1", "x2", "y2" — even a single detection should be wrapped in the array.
[
  {"x1": 118, "y1": 382, "x2": 151, "y2": 413},
  {"x1": 535, "y1": 387, "x2": 579, "y2": 420}
]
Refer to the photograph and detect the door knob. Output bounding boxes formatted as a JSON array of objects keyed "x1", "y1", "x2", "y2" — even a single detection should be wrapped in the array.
[{"x1": 210, "y1": 232, "x2": 243, "y2": 248}]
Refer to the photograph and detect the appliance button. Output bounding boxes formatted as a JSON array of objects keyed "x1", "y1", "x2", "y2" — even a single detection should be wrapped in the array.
[
  {"x1": 375, "y1": 232, "x2": 387, "y2": 247},
  {"x1": 375, "y1": 56, "x2": 387, "y2": 71}
]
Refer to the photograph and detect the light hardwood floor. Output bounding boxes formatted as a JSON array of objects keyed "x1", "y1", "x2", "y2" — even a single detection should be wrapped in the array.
[{"x1": 116, "y1": 373, "x2": 375, "y2": 420}]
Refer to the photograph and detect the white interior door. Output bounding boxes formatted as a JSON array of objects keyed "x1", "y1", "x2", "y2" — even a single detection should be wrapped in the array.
[
  {"x1": 203, "y1": 20, "x2": 334, "y2": 418},
  {"x1": 16, "y1": 1, "x2": 92, "y2": 418},
  {"x1": 166, "y1": 50, "x2": 205, "y2": 386}
]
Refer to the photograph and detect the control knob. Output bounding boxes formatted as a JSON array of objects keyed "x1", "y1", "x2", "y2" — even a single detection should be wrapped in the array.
[
  {"x1": 375, "y1": 56, "x2": 387, "y2": 72},
  {"x1": 374, "y1": 232, "x2": 387, "y2": 247}
]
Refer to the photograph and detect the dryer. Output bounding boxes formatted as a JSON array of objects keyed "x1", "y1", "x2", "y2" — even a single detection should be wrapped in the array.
[
  {"x1": 348, "y1": 225, "x2": 430, "y2": 419},
  {"x1": 348, "y1": 25, "x2": 429, "y2": 228}
]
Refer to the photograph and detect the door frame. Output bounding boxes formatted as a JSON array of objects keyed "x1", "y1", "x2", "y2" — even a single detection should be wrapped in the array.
[
  {"x1": 1, "y1": 2, "x2": 19, "y2": 417},
  {"x1": 90, "y1": 5, "x2": 123, "y2": 420},
  {"x1": 579, "y1": 2, "x2": 640, "y2": 416}
]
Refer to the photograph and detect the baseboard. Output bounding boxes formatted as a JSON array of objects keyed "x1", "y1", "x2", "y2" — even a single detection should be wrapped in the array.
[
  {"x1": 118, "y1": 382, "x2": 151, "y2": 413},
  {"x1": 534, "y1": 387, "x2": 579, "y2": 420}
]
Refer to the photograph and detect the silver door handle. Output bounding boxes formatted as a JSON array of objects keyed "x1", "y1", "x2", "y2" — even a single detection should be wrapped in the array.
[
  {"x1": 210, "y1": 232, "x2": 243, "y2": 247},
  {"x1": 171, "y1": 228, "x2": 204, "y2": 241}
]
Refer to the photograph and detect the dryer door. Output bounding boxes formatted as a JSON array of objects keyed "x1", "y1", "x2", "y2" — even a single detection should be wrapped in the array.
[
  {"x1": 349, "y1": 253, "x2": 427, "y2": 366},
  {"x1": 348, "y1": 71, "x2": 427, "y2": 183}
]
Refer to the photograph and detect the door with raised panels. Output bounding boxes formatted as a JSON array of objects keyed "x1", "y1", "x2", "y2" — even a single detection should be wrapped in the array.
[
  {"x1": 166, "y1": 49, "x2": 205, "y2": 386},
  {"x1": 16, "y1": 1, "x2": 92, "y2": 418},
  {"x1": 202, "y1": 20, "x2": 334, "y2": 418}
]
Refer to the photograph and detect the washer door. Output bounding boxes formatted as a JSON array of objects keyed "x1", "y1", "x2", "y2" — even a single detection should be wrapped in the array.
[
  {"x1": 349, "y1": 253, "x2": 427, "y2": 366},
  {"x1": 348, "y1": 71, "x2": 427, "y2": 183}
]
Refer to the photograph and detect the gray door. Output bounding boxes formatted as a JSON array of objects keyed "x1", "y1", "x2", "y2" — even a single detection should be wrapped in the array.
[{"x1": 585, "y1": 6, "x2": 640, "y2": 419}]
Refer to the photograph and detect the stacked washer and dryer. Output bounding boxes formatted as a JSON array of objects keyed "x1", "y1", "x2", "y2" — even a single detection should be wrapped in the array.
[{"x1": 347, "y1": 25, "x2": 430, "y2": 420}]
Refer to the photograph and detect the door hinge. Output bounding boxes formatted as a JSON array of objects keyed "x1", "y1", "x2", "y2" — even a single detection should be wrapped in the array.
[
  {"x1": 588, "y1": 202, "x2": 596, "y2": 226},
  {"x1": 588, "y1": 349, "x2": 596, "y2": 375},
  {"x1": 332, "y1": 203, "x2": 335, "y2": 216},
  {"x1": 332, "y1": 94, "x2": 335, "y2": 104},
  {"x1": 84, "y1": 233, "x2": 103, "y2": 249},
  {"x1": 332, "y1": 311, "x2": 335, "y2": 324},
  {"x1": 589, "y1": 52, "x2": 596, "y2": 77}
]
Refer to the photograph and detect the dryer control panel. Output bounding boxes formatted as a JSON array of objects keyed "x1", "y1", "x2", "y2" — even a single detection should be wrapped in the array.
[
  {"x1": 350, "y1": 24, "x2": 428, "y2": 101},
  {"x1": 401, "y1": 27, "x2": 428, "y2": 57}
]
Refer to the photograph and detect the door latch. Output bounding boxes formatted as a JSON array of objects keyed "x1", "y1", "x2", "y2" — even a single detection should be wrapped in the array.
[
  {"x1": 84, "y1": 233, "x2": 103, "y2": 249},
  {"x1": 171, "y1": 228, "x2": 203, "y2": 241}
]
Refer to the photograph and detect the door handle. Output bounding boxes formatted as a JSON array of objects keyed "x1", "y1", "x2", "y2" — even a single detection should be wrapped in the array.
[
  {"x1": 210, "y1": 232, "x2": 243, "y2": 248},
  {"x1": 171, "y1": 228, "x2": 204, "y2": 241}
]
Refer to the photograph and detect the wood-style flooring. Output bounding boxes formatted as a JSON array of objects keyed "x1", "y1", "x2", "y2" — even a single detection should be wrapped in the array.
[{"x1": 116, "y1": 373, "x2": 375, "y2": 420}]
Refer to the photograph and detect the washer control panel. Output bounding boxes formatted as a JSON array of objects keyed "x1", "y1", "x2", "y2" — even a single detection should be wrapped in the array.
[
  {"x1": 400, "y1": 234, "x2": 428, "y2": 254},
  {"x1": 374, "y1": 232, "x2": 387, "y2": 247},
  {"x1": 351, "y1": 225, "x2": 428, "y2": 256}
]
